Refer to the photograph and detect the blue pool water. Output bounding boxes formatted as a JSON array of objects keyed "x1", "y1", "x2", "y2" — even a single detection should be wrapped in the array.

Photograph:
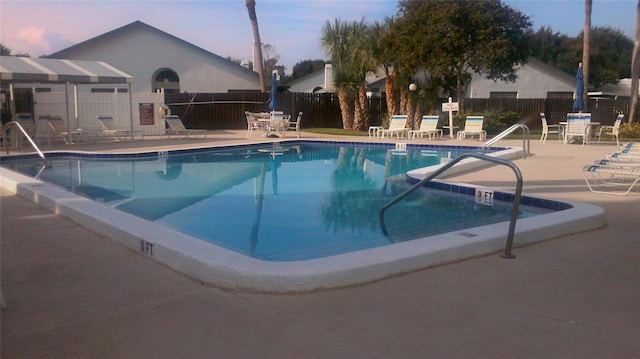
[{"x1": 1, "y1": 141, "x2": 553, "y2": 261}]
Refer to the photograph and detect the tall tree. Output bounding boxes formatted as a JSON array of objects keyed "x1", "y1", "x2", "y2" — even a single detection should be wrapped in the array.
[
  {"x1": 246, "y1": 0, "x2": 266, "y2": 92},
  {"x1": 583, "y1": 0, "x2": 592, "y2": 110},
  {"x1": 320, "y1": 18, "x2": 369, "y2": 129},
  {"x1": 630, "y1": 0, "x2": 640, "y2": 124},
  {"x1": 391, "y1": 0, "x2": 531, "y2": 111}
]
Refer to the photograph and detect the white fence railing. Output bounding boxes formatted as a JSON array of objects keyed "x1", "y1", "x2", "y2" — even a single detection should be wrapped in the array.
[{"x1": 34, "y1": 91, "x2": 165, "y2": 136}]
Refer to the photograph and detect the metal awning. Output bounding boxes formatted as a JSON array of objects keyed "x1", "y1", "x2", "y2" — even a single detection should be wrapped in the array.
[{"x1": 0, "y1": 56, "x2": 132, "y2": 84}]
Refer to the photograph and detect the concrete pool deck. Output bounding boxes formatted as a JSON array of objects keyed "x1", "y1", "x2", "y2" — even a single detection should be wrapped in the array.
[{"x1": 2, "y1": 131, "x2": 639, "y2": 357}]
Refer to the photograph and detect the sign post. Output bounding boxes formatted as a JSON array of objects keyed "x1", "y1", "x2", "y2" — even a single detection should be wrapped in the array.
[{"x1": 442, "y1": 97, "x2": 459, "y2": 138}]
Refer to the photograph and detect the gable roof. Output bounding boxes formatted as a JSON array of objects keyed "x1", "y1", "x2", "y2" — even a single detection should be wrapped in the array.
[
  {"x1": 0, "y1": 55, "x2": 132, "y2": 84},
  {"x1": 48, "y1": 20, "x2": 256, "y2": 77}
]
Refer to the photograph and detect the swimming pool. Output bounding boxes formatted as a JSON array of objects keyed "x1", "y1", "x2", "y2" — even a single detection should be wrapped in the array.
[{"x1": 0, "y1": 139, "x2": 606, "y2": 292}]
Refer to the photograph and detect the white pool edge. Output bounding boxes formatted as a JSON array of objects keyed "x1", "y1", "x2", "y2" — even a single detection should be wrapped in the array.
[{"x1": 1, "y1": 160, "x2": 606, "y2": 293}]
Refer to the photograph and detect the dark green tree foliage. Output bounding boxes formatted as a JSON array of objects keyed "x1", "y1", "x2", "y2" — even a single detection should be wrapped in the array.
[
  {"x1": 290, "y1": 59, "x2": 326, "y2": 81},
  {"x1": 391, "y1": 0, "x2": 531, "y2": 108},
  {"x1": 0, "y1": 44, "x2": 11, "y2": 56},
  {"x1": 526, "y1": 26, "x2": 633, "y2": 88}
]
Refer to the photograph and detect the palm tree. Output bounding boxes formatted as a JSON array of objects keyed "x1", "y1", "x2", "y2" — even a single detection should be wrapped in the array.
[
  {"x1": 583, "y1": 0, "x2": 592, "y2": 110},
  {"x1": 321, "y1": 18, "x2": 369, "y2": 130},
  {"x1": 630, "y1": 0, "x2": 640, "y2": 124},
  {"x1": 370, "y1": 18, "x2": 399, "y2": 121},
  {"x1": 245, "y1": 0, "x2": 266, "y2": 92}
]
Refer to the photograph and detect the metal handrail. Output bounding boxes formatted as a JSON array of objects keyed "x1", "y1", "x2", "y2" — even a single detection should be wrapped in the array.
[
  {"x1": 3, "y1": 121, "x2": 46, "y2": 161},
  {"x1": 379, "y1": 153, "x2": 523, "y2": 258},
  {"x1": 482, "y1": 124, "x2": 530, "y2": 158}
]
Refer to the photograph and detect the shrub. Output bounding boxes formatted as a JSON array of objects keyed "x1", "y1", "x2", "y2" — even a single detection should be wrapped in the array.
[{"x1": 619, "y1": 123, "x2": 640, "y2": 138}]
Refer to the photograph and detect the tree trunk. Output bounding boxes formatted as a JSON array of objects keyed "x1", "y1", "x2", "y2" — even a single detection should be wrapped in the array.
[
  {"x1": 583, "y1": 0, "x2": 592, "y2": 110},
  {"x1": 385, "y1": 67, "x2": 399, "y2": 118},
  {"x1": 354, "y1": 85, "x2": 369, "y2": 130},
  {"x1": 630, "y1": 0, "x2": 640, "y2": 124},
  {"x1": 245, "y1": 0, "x2": 266, "y2": 92},
  {"x1": 337, "y1": 88, "x2": 354, "y2": 129}
]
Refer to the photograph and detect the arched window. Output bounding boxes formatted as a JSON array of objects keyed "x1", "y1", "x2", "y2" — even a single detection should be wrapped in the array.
[{"x1": 152, "y1": 69, "x2": 180, "y2": 94}]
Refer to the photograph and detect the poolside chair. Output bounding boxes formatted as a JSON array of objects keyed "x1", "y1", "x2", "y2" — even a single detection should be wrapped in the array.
[
  {"x1": 379, "y1": 115, "x2": 408, "y2": 138},
  {"x1": 582, "y1": 163, "x2": 640, "y2": 195},
  {"x1": 98, "y1": 115, "x2": 140, "y2": 141},
  {"x1": 408, "y1": 115, "x2": 442, "y2": 140},
  {"x1": 42, "y1": 116, "x2": 82, "y2": 144},
  {"x1": 456, "y1": 116, "x2": 486, "y2": 141},
  {"x1": 245, "y1": 111, "x2": 266, "y2": 138},
  {"x1": 596, "y1": 114, "x2": 623, "y2": 146},
  {"x1": 164, "y1": 115, "x2": 207, "y2": 139},
  {"x1": 539, "y1": 113, "x2": 563, "y2": 144},
  {"x1": 564, "y1": 113, "x2": 591, "y2": 145},
  {"x1": 287, "y1": 112, "x2": 303, "y2": 138},
  {"x1": 9, "y1": 113, "x2": 36, "y2": 147}
]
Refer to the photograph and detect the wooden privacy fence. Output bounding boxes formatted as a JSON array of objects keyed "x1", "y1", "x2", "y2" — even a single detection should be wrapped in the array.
[
  {"x1": 5, "y1": 89, "x2": 631, "y2": 132},
  {"x1": 167, "y1": 92, "x2": 631, "y2": 132}
]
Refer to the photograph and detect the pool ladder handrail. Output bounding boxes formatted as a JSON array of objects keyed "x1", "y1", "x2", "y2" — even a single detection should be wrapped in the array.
[
  {"x1": 3, "y1": 121, "x2": 46, "y2": 162},
  {"x1": 482, "y1": 124, "x2": 530, "y2": 159},
  {"x1": 379, "y1": 152, "x2": 523, "y2": 259}
]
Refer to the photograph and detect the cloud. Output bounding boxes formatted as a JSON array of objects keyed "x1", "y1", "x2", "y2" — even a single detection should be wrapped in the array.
[{"x1": 13, "y1": 26, "x2": 75, "y2": 56}]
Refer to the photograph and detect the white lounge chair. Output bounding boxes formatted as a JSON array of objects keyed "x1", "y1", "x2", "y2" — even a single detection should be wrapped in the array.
[
  {"x1": 583, "y1": 163, "x2": 640, "y2": 195},
  {"x1": 596, "y1": 114, "x2": 623, "y2": 146},
  {"x1": 408, "y1": 115, "x2": 442, "y2": 140},
  {"x1": 40, "y1": 116, "x2": 82, "y2": 144},
  {"x1": 456, "y1": 116, "x2": 486, "y2": 141},
  {"x1": 164, "y1": 115, "x2": 206, "y2": 139},
  {"x1": 539, "y1": 113, "x2": 563, "y2": 143},
  {"x1": 287, "y1": 112, "x2": 303, "y2": 138},
  {"x1": 564, "y1": 113, "x2": 591, "y2": 145},
  {"x1": 379, "y1": 115, "x2": 408, "y2": 138},
  {"x1": 98, "y1": 115, "x2": 144, "y2": 141}
]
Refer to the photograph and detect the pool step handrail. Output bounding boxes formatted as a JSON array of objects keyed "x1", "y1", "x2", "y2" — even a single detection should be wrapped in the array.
[
  {"x1": 3, "y1": 121, "x2": 46, "y2": 162},
  {"x1": 483, "y1": 124, "x2": 530, "y2": 159},
  {"x1": 379, "y1": 152, "x2": 523, "y2": 259}
]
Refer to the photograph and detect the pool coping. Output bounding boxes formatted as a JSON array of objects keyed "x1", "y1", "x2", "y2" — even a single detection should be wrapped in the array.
[{"x1": 0, "y1": 142, "x2": 606, "y2": 292}]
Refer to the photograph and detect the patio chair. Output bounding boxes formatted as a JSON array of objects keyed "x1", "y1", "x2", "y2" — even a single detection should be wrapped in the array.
[
  {"x1": 164, "y1": 115, "x2": 207, "y2": 139},
  {"x1": 10, "y1": 113, "x2": 36, "y2": 147},
  {"x1": 596, "y1": 114, "x2": 623, "y2": 146},
  {"x1": 539, "y1": 113, "x2": 563, "y2": 144},
  {"x1": 245, "y1": 111, "x2": 266, "y2": 138},
  {"x1": 583, "y1": 163, "x2": 640, "y2": 195},
  {"x1": 563, "y1": 113, "x2": 591, "y2": 145},
  {"x1": 408, "y1": 115, "x2": 442, "y2": 140},
  {"x1": 456, "y1": 116, "x2": 486, "y2": 141},
  {"x1": 379, "y1": 115, "x2": 408, "y2": 138},
  {"x1": 42, "y1": 116, "x2": 82, "y2": 144},
  {"x1": 98, "y1": 115, "x2": 142, "y2": 141},
  {"x1": 287, "y1": 112, "x2": 303, "y2": 138}
]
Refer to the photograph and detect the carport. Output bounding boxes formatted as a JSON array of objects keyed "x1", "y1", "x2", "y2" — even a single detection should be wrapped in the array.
[{"x1": 0, "y1": 55, "x2": 134, "y2": 143}]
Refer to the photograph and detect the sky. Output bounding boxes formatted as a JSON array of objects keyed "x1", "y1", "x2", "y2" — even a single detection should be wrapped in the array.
[{"x1": 1, "y1": 0, "x2": 638, "y2": 75}]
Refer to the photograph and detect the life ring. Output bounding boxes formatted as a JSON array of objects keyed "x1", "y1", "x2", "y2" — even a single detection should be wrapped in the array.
[{"x1": 159, "y1": 105, "x2": 171, "y2": 118}]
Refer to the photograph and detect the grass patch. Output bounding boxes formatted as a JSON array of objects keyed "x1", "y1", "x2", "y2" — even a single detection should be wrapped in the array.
[{"x1": 304, "y1": 128, "x2": 369, "y2": 136}]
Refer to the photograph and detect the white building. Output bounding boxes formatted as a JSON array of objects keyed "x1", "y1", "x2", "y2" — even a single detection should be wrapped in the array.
[
  {"x1": 288, "y1": 57, "x2": 577, "y2": 99},
  {"x1": 48, "y1": 21, "x2": 260, "y2": 94}
]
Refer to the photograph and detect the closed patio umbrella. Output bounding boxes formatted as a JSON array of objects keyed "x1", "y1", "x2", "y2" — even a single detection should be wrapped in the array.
[
  {"x1": 573, "y1": 63, "x2": 585, "y2": 112},
  {"x1": 268, "y1": 70, "x2": 278, "y2": 111}
]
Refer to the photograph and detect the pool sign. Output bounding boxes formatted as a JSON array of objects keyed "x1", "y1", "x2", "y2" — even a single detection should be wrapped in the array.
[
  {"x1": 475, "y1": 187, "x2": 494, "y2": 206},
  {"x1": 442, "y1": 97, "x2": 459, "y2": 138}
]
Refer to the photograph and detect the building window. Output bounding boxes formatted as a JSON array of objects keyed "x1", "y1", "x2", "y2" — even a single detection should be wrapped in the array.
[{"x1": 153, "y1": 69, "x2": 180, "y2": 94}]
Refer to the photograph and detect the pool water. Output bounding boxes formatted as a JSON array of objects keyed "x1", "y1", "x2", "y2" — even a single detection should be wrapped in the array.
[{"x1": 1, "y1": 141, "x2": 548, "y2": 261}]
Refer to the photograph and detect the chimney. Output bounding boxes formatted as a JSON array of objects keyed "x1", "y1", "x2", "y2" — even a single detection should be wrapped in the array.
[{"x1": 324, "y1": 63, "x2": 334, "y2": 91}]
